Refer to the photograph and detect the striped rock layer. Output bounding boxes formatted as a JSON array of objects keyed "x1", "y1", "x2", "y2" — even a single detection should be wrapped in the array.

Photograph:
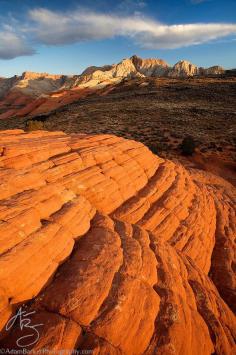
[{"x1": 0, "y1": 130, "x2": 235, "y2": 354}]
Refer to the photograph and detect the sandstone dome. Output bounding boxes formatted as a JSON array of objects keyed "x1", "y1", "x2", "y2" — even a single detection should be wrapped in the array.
[{"x1": 0, "y1": 130, "x2": 235, "y2": 354}]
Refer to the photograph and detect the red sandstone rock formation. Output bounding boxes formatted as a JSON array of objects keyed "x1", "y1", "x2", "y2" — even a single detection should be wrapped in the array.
[{"x1": 0, "y1": 130, "x2": 235, "y2": 354}]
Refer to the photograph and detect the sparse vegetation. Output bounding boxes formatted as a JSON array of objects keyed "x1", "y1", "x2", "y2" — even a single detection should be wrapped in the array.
[
  {"x1": 148, "y1": 144, "x2": 159, "y2": 155},
  {"x1": 0, "y1": 77, "x2": 234, "y2": 164},
  {"x1": 180, "y1": 136, "x2": 196, "y2": 156},
  {"x1": 26, "y1": 120, "x2": 45, "y2": 131}
]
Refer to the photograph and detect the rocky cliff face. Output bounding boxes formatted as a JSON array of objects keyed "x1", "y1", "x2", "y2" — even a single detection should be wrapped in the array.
[
  {"x1": 11, "y1": 71, "x2": 74, "y2": 96},
  {"x1": 203, "y1": 65, "x2": 225, "y2": 75},
  {"x1": 76, "y1": 58, "x2": 140, "y2": 88},
  {"x1": 167, "y1": 60, "x2": 199, "y2": 77},
  {"x1": 0, "y1": 55, "x2": 225, "y2": 95},
  {"x1": 76, "y1": 55, "x2": 225, "y2": 86},
  {"x1": 131, "y1": 54, "x2": 169, "y2": 77},
  {"x1": 0, "y1": 76, "x2": 19, "y2": 98},
  {"x1": 0, "y1": 130, "x2": 235, "y2": 354}
]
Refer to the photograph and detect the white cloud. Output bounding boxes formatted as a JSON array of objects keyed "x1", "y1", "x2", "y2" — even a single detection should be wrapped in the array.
[
  {"x1": 1, "y1": 7, "x2": 236, "y2": 59},
  {"x1": 135, "y1": 23, "x2": 236, "y2": 49},
  {"x1": 28, "y1": 8, "x2": 236, "y2": 49},
  {"x1": 0, "y1": 30, "x2": 35, "y2": 59}
]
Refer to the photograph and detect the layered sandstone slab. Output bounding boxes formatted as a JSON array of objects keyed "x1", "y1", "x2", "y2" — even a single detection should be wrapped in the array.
[{"x1": 0, "y1": 130, "x2": 235, "y2": 354}]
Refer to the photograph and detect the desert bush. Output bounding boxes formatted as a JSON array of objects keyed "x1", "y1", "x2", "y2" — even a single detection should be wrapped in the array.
[
  {"x1": 148, "y1": 144, "x2": 159, "y2": 155},
  {"x1": 26, "y1": 120, "x2": 45, "y2": 131},
  {"x1": 149, "y1": 142, "x2": 169, "y2": 154},
  {"x1": 180, "y1": 136, "x2": 196, "y2": 156}
]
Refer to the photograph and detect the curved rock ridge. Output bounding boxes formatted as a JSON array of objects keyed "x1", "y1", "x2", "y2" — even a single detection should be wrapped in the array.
[{"x1": 0, "y1": 130, "x2": 235, "y2": 354}]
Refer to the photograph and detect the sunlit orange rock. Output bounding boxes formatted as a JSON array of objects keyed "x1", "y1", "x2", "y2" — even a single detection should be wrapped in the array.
[{"x1": 0, "y1": 130, "x2": 235, "y2": 354}]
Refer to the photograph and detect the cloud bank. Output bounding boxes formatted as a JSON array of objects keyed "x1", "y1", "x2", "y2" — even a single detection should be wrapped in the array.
[
  {"x1": 29, "y1": 8, "x2": 236, "y2": 49},
  {"x1": 1, "y1": 7, "x2": 236, "y2": 59},
  {"x1": 0, "y1": 30, "x2": 35, "y2": 60}
]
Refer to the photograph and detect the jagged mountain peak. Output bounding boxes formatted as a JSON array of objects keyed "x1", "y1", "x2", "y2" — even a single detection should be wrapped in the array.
[
  {"x1": 131, "y1": 54, "x2": 169, "y2": 66},
  {"x1": 81, "y1": 65, "x2": 113, "y2": 76},
  {"x1": 175, "y1": 59, "x2": 194, "y2": 65}
]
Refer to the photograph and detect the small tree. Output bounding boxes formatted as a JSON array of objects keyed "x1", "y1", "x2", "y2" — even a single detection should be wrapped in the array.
[{"x1": 180, "y1": 136, "x2": 196, "y2": 156}]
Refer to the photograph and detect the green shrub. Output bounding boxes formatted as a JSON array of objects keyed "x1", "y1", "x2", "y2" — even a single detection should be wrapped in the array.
[
  {"x1": 149, "y1": 144, "x2": 159, "y2": 155},
  {"x1": 180, "y1": 136, "x2": 196, "y2": 156}
]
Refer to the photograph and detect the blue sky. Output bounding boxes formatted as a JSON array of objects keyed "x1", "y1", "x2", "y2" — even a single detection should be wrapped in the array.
[{"x1": 0, "y1": 0, "x2": 236, "y2": 77}]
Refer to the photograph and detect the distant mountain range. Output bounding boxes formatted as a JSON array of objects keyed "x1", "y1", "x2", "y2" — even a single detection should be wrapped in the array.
[{"x1": 0, "y1": 55, "x2": 230, "y2": 120}]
